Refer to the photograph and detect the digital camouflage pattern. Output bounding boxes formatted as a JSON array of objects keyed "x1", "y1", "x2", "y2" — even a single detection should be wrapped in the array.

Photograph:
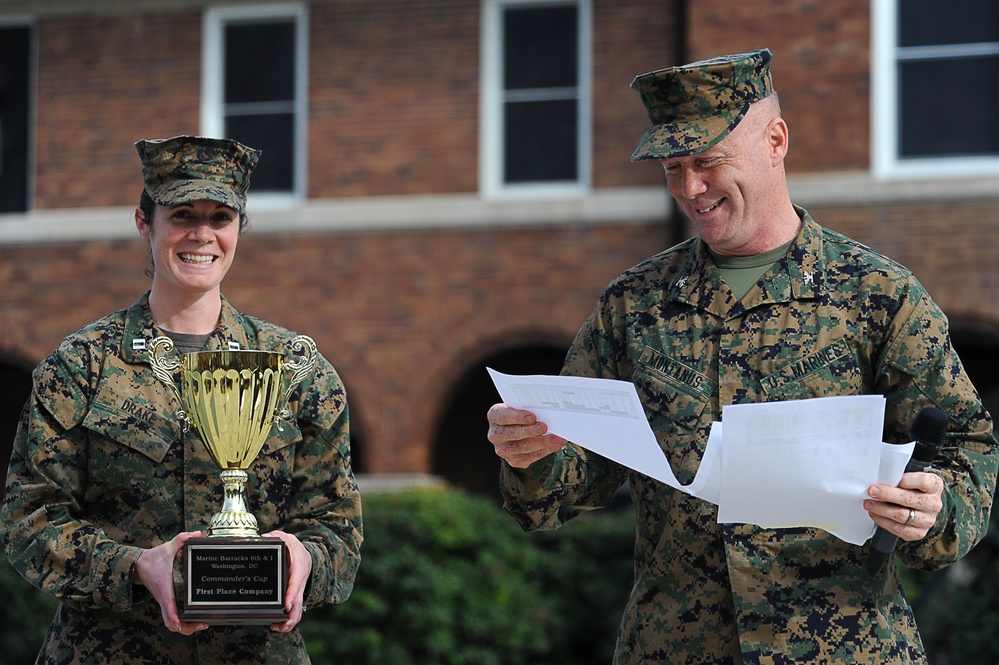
[
  {"x1": 136, "y1": 136, "x2": 259, "y2": 213},
  {"x1": 1, "y1": 293, "x2": 362, "y2": 664},
  {"x1": 500, "y1": 209, "x2": 998, "y2": 664},
  {"x1": 630, "y1": 49, "x2": 774, "y2": 161}
]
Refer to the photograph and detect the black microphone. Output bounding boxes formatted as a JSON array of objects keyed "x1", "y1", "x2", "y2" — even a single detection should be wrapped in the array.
[{"x1": 867, "y1": 406, "x2": 948, "y2": 576}]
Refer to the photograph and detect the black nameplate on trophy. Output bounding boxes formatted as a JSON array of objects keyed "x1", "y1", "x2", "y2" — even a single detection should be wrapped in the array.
[{"x1": 178, "y1": 537, "x2": 289, "y2": 625}]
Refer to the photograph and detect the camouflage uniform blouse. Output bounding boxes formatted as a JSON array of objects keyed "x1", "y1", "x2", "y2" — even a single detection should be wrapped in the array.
[
  {"x1": 500, "y1": 210, "x2": 997, "y2": 665},
  {"x1": 1, "y1": 293, "x2": 362, "y2": 665}
]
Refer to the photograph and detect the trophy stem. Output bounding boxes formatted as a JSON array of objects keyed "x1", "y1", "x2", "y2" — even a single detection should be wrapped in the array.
[{"x1": 208, "y1": 469, "x2": 260, "y2": 537}]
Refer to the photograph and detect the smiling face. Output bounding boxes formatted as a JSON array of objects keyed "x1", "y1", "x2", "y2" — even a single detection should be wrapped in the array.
[
  {"x1": 136, "y1": 199, "x2": 241, "y2": 301},
  {"x1": 662, "y1": 96, "x2": 795, "y2": 257}
]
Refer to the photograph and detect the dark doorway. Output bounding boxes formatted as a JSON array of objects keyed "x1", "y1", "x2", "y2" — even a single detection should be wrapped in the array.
[
  {"x1": 951, "y1": 329, "x2": 999, "y2": 418},
  {"x1": 0, "y1": 360, "x2": 32, "y2": 489},
  {"x1": 347, "y1": 404, "x2": 366, "y2": 475},
  {"x1": 911, "y1": 327, "x2": 999, "y2": 663},
  {"x1": 430, "y1": 344, "x2": 566, "y2": 500}
]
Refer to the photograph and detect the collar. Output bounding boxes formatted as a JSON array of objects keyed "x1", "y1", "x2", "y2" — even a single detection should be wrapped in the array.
[
  {"x1": 669, "y1": 206, "x2": 824, "y2": 318},
  {"x1": 122, "y1": 292, "x2": 251, "y2": 364}
]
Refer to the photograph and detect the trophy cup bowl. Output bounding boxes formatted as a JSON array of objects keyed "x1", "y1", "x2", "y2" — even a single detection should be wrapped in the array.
[
  {"x1": 148, "y1": 336, "x2": 318, "y2": 625},
  {"x1": 182, "y1": 350, "x2": 284, "y2": 537}
]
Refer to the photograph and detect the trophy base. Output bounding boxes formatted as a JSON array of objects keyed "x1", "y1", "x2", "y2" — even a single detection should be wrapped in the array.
[{"x1": 179, "y1": 536, "x2": 289, "y2": 625}]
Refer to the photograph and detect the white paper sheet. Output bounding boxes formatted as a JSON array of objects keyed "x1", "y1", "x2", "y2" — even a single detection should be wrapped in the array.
[
  {"x1": 488, "y1": 369, "x2": 915, "y2": 545},
  {"x1": 715, "y1": 395, "x2": 913, "y2": 544},
  {"x1": 487, "y1": 368, "x2": 686, "y2": 489}
]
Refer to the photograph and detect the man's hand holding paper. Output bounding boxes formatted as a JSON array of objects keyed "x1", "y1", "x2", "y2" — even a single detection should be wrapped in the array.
[{"x1": 487, "y1": 369, "x2": 915, "y2": 546}]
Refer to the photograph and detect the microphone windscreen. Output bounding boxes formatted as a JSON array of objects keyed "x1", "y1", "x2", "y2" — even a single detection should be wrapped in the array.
[{"x1": 909, "y1": 407, "x2": 948, "y2": 445}]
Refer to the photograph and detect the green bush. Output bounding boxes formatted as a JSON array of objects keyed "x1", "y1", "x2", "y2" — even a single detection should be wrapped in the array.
[
  {"x1": 0, "y1": 557, "x2": 58, "y2": 665},
  {"x1": 302, "y1": 487, "x2": 635, "y2": 665},
  {"x1": 528, "y1": 503, "x2": 637, "y2": 663},
  {"x1": 905, "y1": 511, "x2": 999, "y2": 665},
  {"x1": 0, "y1": 486, "x2": 633, "y2": 665},
  {"x1": 10, "y1": 485, "x2": 999, "y2": 664}
]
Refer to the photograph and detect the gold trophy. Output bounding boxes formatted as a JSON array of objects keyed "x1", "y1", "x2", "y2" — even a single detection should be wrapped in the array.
[{"x1": 149, "y1": 335, "x2": 317, "y2": 624}]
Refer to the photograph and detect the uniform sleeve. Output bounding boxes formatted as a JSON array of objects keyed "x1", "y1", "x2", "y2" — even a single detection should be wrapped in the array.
[
  {"x1": 281, "y1": 366, "x2": 362, "y2": 609},
  {"x1": 879, "y1": 290, "x2": 999, "y2": 571},
  {"x1": 499, "y1": 306, "x2": 631, "y2": 532},
  {"x1": 1, "y1": 350, "x2": 144, "y2": 612}
]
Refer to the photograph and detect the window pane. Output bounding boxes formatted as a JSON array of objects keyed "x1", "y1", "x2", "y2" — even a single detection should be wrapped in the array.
[
  {"x1": 225, "y1": 21, "x2": 296, "y2": 104},
  {"x1": 899, "y1": 55, "x2": 999, "y2": 158},
  {"x1": 899, "y1": 0, "x2": 999, "y2": 47},
  {"x1": 504, "y1": 99, "x2": 577, "y2": 183},
  {"x1": 504, "y1": 5, "x2": 578, "y2": 90},
  {"x1": 0, "y1": 26, "x2": 30, "y2": 213},
  {"x1": 225, "y1": 113, "x2": 295, "y2": 192}
]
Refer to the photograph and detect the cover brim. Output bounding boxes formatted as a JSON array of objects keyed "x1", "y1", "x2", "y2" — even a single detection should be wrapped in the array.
[
  {"x1": 629, "y1": 107, "x2": 749, "y2": 162},
  {"x1": 148, "y1": 179, "x2": 246, "y2": 213}
]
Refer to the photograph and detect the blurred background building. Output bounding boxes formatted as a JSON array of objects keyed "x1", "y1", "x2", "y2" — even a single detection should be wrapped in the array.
[{"x1": 1, "y1": 0, "x2": 997, "y2": 501}]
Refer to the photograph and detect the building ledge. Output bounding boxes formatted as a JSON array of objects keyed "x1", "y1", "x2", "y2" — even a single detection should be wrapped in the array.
[
  {"x1": 355, "y1": 473, "x2": 448, "y2": 495},
  {"x1": 788, "y1": 170, "x2": 999, "y2": 208},
  {"x1": 0, "y1": 187, "x2": 672, "y2": 244},
  {"x1": 1, "y1": 173, "x2": 996, "y2": 245}
]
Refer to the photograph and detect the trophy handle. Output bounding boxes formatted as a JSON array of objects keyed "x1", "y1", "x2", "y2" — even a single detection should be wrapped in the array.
[
  {"x1": 148, "y1": 336, "x2": 193, "y2": 432},
  {"x1": 274, "y1": 335, "x2": 318, "y2": 430}
]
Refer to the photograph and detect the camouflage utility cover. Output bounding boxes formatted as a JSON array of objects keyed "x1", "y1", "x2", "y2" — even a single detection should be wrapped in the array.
[
  {"x1": 630, "y1": 49, "x2": 774, "y2": 161},
  {"x1": 136, "y1": 136, "x2": 259, "y2": 213},
  {"x1": 1, "y1": 293, "x2": 361, "y2": 664},
  {"x1": 501, "y1": 209, "x2": 998, "y2": 664}
]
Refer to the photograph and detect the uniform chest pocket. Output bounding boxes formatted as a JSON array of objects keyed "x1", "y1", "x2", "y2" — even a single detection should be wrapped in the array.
[
  {"x1": 633, "y1": 349, "x2": 713, "y2": 483},
  {"x1": 246, "y1": 421, "x2": 303, "y2": 526},
  {"x1": 760, "y1": 339, "x2": 866, "y2": 401},
  {"x1": 83, "y1": 399, "x2": 174, "y2": 463},
  {"x1": 258, "y1": 418, "x2": 302, "y2": 460},
  {"x1": 80, "y1": 399, "x2": 177, "y2": 536},
  {"x1": 241, "y1": 419, "x2": 301, "y2": 486}
]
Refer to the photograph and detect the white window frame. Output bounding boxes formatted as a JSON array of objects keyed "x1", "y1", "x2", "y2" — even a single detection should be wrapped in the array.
[
  {"x1": 871, "y1": 0, "x2": 999, "y2": 179},
  {"x1": 202, "y1": 3, "x2": 309, "y2": 207},
  {"x1": 480, "y1": 0, "x2": 592, "y2": 199}
]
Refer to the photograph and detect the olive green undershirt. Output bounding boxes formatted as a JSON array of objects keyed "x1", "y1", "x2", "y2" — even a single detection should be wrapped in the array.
[
  {"x1": 163, "y1": 330, "x2": 212, "y2": 355},
  {"x1": 708, "y1": 238, "x2": 795, "y2": 301}
]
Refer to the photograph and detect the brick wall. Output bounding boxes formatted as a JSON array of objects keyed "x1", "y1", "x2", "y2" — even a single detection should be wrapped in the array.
[
  {"x1": 4, "y1": 0, "x2": 999, "y2": 480},
  {"x1": 7, "y1": 0, "x2": 681, "y2": 475},
  {"x1": 687, "y1": 0, "x2": 871, "y2": 173},
  {"x1": 35, "y1": 11, "x2": 203, "y2": 209},
  {"x1": 31, "y1": 0, "x2": 672, "y2": 208},
  {"x1": 308, "y1": 1, "x2": 482, "y2": 196},
  {"x1": 810, "y1": 199, "x2": 999, "y2": 322},
  {"x1": 0, "y1": 220, "x2": 670, "y2": 473},
  {"x1": 7, "y1": 193, "x2": 999, "y2": 475}
]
